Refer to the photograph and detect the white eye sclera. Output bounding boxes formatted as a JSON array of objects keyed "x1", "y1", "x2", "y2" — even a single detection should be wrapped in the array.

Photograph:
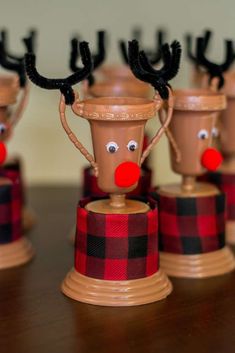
[
  {"x1": 0, "y1": 123, "x2": 7, "y2": 134},
  {"x1": 106, "y1": 141, "x2": 119, "y2": 153},
  {"x1": 198, "y1": 129, "x2": 209, "y2": 140},
  {"x1": 212, "y1": 127, "x2": 219, "y2": 138},
  {"x1": 127, "y1": 140, "x2": 138, "y2": 151}
]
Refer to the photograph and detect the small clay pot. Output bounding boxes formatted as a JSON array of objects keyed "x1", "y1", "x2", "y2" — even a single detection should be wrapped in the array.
[
  {"x1": 169, "y1": 89, "x2": 226, "y2": 177},
  {"x1": 71, "y1": 96, "x2": 162, "y2": 195}
]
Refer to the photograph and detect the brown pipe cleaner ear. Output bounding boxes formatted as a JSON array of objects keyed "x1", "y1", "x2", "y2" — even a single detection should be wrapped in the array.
[
  {"x1": 25, "y1": 41, "x2": 93, "y2": 104},
  {"x1": 128, "y1": 39, "x2": 181, "y2": 99}
]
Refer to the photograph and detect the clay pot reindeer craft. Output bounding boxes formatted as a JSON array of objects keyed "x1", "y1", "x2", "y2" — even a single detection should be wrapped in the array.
[
  {"x1": 25, "y1": 38, "x2": 181, "y2": 306},
  {"x1": 150, "y1": 37, "x2": 235, "y2": 278},
  {"x1": 0, "y1": 30, "x2": 37, "y2": 233},
  {"x1": 192, "y1": 37, "x2": 235, "y2": 244},
  {"x1": 0, "y1": 32, "x2": 36, "y2": 269},
  {"x1": 70, "y1": 32, "x2": 153, "y2": 199}
]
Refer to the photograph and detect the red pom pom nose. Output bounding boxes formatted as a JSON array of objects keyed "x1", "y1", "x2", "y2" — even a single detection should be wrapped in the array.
[
  {"x1": 114, "y1": 161, "x2": 141, "y2": 188},
  {"x1": 201, "y1": 148, "x2": 223, "y2": 171},
  {"x1": 0, "y1": 142, "x2": 7, "y2": 165}
]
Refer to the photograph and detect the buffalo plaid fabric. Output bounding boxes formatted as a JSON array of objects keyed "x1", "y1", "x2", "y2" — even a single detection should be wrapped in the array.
[
  {"x1": 75, "y1": 197, "x2": 159, "y2": 280},
  {"x1": 83, "y1": 165, "x2": 152, "y2": 198},
  {"x1": 150, "y1": 189, "x2": 225, "y2": 254},
  {"x1": 0, "y1": 175, "x2": 22, "y2": 244},
  {"x1": 0, "y1": 157, "x2": 25, "y2": 205},
  {"x1": 199, "y1": 172, "x2": 235, "y2": 221}
]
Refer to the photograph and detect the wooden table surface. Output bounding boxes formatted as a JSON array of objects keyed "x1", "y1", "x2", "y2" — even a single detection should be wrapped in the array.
[{"x1": 1, "y1": 186, "x2": 235, "y2": 353}]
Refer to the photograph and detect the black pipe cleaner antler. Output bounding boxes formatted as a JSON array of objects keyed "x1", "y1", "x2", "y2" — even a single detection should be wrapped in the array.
[
  {"x1": 196, "y1": 36, "x2": 234, "y2": 89},
  {"x1": 0, "y1": 29, "x2": 37, "y2": 87},
  {"x1": 25, "y1": 41, "x2": 93, "y2": 105},
  {"x1": 128, "y1": 40, "x2": 181, "y2": 99},
  {"x1": 185, "y1": 29, "x2": 212, "y2": 64},
  {"x1": 119, "y1": 29, "x2": 166, "y2": 66},
  {"x1": 70, "y1": 31, "x2": 105, "y2": 86}
]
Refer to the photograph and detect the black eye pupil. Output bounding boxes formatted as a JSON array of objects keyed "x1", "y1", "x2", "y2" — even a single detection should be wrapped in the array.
[
  {"x1": 0, "y1": 127, "x2": 5, "y2": 133},
  {"x1": 109, "y1": 146, "x2": 116, "y2": 153},
  {"x1": 129, "y1": 145, "x2": 135, "y2": 151}
]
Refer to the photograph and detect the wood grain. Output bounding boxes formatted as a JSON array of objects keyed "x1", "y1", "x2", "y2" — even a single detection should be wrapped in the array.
[{"x1": 1, "y1": 186, "x2": 235, "y2": 353}]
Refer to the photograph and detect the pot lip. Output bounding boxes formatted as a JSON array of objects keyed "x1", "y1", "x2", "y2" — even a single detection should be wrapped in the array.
[
  {"x1": 89, "y1": 81, "x2": 152, "y2": 98},
  {"x1": 173, "y1": 88, "x2": 226, "y2": 111},
  {"x1": 72, "y1": 96, "x2": 162, "y2": 121}
]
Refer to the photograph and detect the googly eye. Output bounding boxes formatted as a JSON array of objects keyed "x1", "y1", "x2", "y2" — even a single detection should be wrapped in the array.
[
  {"x1": 127, "y1": 140, "x2": 138, "y2": 152},
  {"x1": 106, "y1": 141, "x2": 119, "y2": 153},
  {"x1": 0, "y1": 123, "x2": 7, "y2": 135},
  {"x1": 212, "y1": 127, "x2": 219, "y2": 138},
  {"x1": 198, "y1": 129, "x2": 209, "y2": 140}
]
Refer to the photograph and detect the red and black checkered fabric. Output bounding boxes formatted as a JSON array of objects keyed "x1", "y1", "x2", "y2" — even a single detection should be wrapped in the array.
[
  {"x1": 82, "y1": 165, "x2": 152, "y2": 198},
  {"x1": 150, "y1": 189, "x2": 226, "y2": 254},
  {"x1": 0, "y1": 157, "x2": 25, "y2": 205},
  {"x1": 199, "y1": 172, "x2": 235, "y2": 221},
  {"x1": 75, "y1": 197, "x2": 159, "y2": 280},
  {"x1": 0, "y1": 175, "x2": 22, "y2": 244}
]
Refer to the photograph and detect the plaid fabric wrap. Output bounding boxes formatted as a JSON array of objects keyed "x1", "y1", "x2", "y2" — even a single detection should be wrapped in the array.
[
  {"x1": 150, "y1": 190, "x2": 225, "y2": 255},
  {"x1": 0, "y1": 174, "x2": 22, "y2": 244},
  {"x1": 199, "y1": 172, "x2": 235, "y2": 221},
  {"x1": 0, "y1": 158, "x2": 25, "y2": 205},
  {"x1": 75, "y1": 197, "x2": 159, "y2": 280},
  {"x1": 83, "y1": 165, "x2": 152, "y2": 198}
]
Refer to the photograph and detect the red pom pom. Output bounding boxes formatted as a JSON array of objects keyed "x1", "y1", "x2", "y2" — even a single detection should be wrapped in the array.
[
  {"x1": 115, "y1": 161, "x2": 140, "y2": 187},
  {"x1": 201, "y1": 148, "x2": 223, "y2": 171},
  {"x1": 0, "y1": 142, "x2": 7, "y2": 165}
]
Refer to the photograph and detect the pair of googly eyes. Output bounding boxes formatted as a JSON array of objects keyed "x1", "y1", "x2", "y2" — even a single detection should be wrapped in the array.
[
  {"x1": 0, "y1": 123, "x2": 7, "y2": 135},
  {"x1": 106, "y1": 140, "x2": 138, "y2": 153},
  {"x1": 198, "y1": 127, "x2": 219, "y2": 140}
]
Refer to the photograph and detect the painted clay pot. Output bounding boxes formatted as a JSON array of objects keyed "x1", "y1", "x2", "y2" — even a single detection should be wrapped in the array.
[
  {"x1": 154, "y1": 88, "x2": 235, "y2": 278},
  {"x1": 0, "y1": 75, "x2": 34, "y2": 269},
  {"x1": 60, "y1": 92, "x2": 173, "y2": 305}
]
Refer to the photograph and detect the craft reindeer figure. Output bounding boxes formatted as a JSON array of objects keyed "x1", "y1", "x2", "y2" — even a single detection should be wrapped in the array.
[
  {"x1": 25, "y1": 38, "x2": 181, "y2": 306},
  {"x1": 194, "y1": 37, "x2": 235, "y2": 244},
  {"x1": 0, "y1": 32, "x2": 36, "y2": 269},
  {"x1": 0, "y1": 30, "x2": 37, "y2": 233},
  {"x1": 150, "y1": 37, "x2": 235, "y2": 278}
]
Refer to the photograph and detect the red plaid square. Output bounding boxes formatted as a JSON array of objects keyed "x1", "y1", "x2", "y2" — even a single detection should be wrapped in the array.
[{"x1": 104, "y1": 259, "x2": 128, "y2": 280}]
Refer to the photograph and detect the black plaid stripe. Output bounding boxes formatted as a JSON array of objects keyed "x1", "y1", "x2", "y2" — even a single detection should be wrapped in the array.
[{"x1": 151, "y1": 189, "x2": 226, "y2": 255}]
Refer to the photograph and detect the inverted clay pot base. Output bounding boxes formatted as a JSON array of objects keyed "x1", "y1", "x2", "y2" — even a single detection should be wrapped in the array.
[
  {"x1": 22, "y1": 207, "x2": 37, "y2": 233},
  {"x1": 61, "y1": 269, "x2": 172, "y2": 306},
  {"x1": 160, "y1": 246, "x2": 235, "y2": 278},
  {"x1": 0, "y1": 237, "x2": 34, "y2": 269},
  {"x1": 226, "y1": 221, "x2": 235, "y2": 245}
]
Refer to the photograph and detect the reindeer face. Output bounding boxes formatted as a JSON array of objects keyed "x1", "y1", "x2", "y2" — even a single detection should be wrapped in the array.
[
  {"x1": 90, "y1": 120, "x2": 145, "y2": 194},
  {"x1": 169, "y1": 110, "x2": 223, "y2": 176}
]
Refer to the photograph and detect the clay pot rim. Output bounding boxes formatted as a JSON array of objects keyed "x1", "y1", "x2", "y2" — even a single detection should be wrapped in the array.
[
  {"x1": 89, "y1": 82, "x2": 152, "y2": 98},
  {"x1": 72, "y1": 96, "x2": 161, "y2": 121},
  {"x1": 173, "y1": 88, "x2": 226, "y2": 111},
  {"x1": 80, "y1": 96, "x2": 156, "y2": 106}
]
